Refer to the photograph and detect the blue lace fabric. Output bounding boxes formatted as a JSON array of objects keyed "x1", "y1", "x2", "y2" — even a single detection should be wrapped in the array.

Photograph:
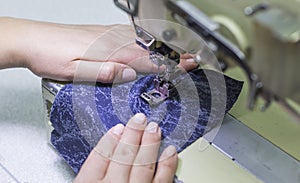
[{"x1": 50, "y1": 69, "x2": 243, "y2": 173}]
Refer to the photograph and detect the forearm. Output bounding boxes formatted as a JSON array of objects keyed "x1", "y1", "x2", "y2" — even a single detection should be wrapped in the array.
[
  {"x1": 0, "y1": 17, "x2": 154, "y2": 82},
  {"x1": 0, "y1": 17, "x2": 26, "y2": 69},
  {"x1": 0, "y1": 17, "x2": 109, "y2": 71}
]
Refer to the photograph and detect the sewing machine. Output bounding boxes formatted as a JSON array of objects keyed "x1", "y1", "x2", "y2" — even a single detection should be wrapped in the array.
[{"x1": 42, "y1": 0, "x2": 300, "y2": 182}]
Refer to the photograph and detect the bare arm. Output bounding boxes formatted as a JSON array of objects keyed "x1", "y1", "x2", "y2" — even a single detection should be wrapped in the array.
[{"x1": 0, "y1": 17, "x2": 154, "y2": 83}]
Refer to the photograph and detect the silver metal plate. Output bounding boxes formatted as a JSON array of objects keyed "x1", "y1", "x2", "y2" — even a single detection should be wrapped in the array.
[
  {"x1": 141, "y1": 89, "x2": 168, "y2": 106},
  {"x1": 209, "y1": 115, "x2": 300, "y2": 183}
]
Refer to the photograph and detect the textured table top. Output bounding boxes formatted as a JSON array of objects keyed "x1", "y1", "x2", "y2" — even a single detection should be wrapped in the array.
[{"x1": 0, "y1": 69, "x2": 76, "y2": 183}]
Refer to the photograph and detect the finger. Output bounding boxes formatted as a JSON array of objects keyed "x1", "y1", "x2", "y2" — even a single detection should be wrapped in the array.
[
  {"x1": 72, "y1": 60, "x2": 136, "y2": 83},
  {"x1": 126, "y1": 54, "x2": 161, "y2": 74},
  {"x1": 179, "y1": 53, "x2": 198, "y2": 72},
  {"x1": 130, "y1": 122, "x2": 161, "y2": 183},
  {"x1": 106, "y1": 42, "x2": 160, "y2": 74},
  {"x1": 153, "y1": 145, "x2": 178, "y2": 183},
  {"x1": 179, "y1": 58, "x2": 198, "y2": 71},
  {"x1": 74, "y1": 124, "x2": 124, "y2": 183},
  {"x1": 104, "y1": 113, "x2": 147, "y2": 183}
]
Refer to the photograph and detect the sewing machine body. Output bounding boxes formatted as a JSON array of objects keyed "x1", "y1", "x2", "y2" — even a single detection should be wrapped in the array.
[
  {"x1": 152, "y1": 0, "x2": 300, "y2": 182},
  {"x1": 131, "y1": 0, "x2": 300, "y2": 109}
]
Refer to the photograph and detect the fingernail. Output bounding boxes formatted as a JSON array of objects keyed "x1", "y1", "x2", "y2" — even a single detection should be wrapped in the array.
[
  {"x1": 186, "y1": 58, "x2": 196, "y2": 63},
  {"x1": 132, "y1": 113, "x2": 146, "y2": 124},
  {"x1": 162, "y1": 145, "x2": 177, "y2": 158},
  {"x1": 122, "y1": 68, "x2": 136, "y2": 81},
  {"x1": 145, "y1": 122, "x2": 158, "y2": 133},
  {"x1": 113, "y1": 124, "x2": 124, "y2": 135}
]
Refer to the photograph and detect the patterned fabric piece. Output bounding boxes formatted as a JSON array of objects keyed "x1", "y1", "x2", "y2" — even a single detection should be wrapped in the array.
[{"x1": 50, "y1": 69, "x2": 243, "y2": 173}]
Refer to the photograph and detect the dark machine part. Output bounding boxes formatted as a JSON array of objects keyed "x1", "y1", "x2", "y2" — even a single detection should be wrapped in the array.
[
  {"x1": 164, "y1": 0, "x2": 255, "y2": 84},
  {"x1": 168, "y1": 0, "x2": 300, "y2": 118},
  {"x1": 113, "y1": 0, "x2": 139, "y2": 16}
]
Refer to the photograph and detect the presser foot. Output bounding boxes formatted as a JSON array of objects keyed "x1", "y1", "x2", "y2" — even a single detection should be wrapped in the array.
[{"x1": 141, "y1": 76, "x2": 178, "y2": 106}]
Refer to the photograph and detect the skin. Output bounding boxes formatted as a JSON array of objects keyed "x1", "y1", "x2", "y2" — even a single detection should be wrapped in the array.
[
  {"x1": 0, "y1": 17, "x2": 192, "y2": 182},
  {"x1": 0, "y1": 17, "x2": 197, "y2": 83},
  {"x1": 74, "y1": 113, "x2": 178, "y2": 183},
  {"x1": 0, "y1": 17, "x2": 157, "y2": 83}
]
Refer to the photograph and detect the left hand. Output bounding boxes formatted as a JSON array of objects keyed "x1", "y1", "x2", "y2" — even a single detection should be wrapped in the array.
[
  {"x1": 0, "y1": 17, "x2": 197, "y2": 83},
  {"x1": 0, "y1": 17, "x2": 153, "y2": 83}
]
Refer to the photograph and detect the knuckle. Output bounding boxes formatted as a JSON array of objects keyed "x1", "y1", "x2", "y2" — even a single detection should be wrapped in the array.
[
  {"x1": 119, "y1": 144, "x2": 137, "y2": 157},
  {"x1": 113, "y1": 143, "x2": 138, "y2": 164},
  {"x1": 99, "y1": 63, "x2": 116, "y2": 82},
  {"x1": 93, "y1": 147, "x2": 113, "y2": 160}
]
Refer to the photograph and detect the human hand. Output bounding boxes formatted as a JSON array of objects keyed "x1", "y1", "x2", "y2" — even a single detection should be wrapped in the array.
[
  {"x1": 0, "y1": 17, "x2": 155, "y2": 83},
  {"x1": 74, "y1": 113, "x2": 178, "y2": 183},
  {"x1": 0, "y1": 17, "x2": 197, "y2": 83}
]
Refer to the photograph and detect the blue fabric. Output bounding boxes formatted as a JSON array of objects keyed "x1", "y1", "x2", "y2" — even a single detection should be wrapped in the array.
[{"x1": 50, "y1": 69, "x2": 243, "y2": 173}]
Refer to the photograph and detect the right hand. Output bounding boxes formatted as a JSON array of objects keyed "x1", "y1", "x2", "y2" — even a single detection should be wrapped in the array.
[{"x1": 74, "y1": 113, "x2": 178, "y2": 183}]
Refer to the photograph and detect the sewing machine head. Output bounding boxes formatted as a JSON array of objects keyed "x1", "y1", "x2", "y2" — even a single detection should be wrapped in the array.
[
  {"x1": 114, "y1": 0, "x2": 224, "y2": 106},
  {"x1": 114, "y1": 0, "x2": 300, "y2": 118}
]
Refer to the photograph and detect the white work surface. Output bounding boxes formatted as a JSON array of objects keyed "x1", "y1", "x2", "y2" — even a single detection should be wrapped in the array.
[
  {"x1": 0, "y1": 69, "x2": 76, "y2": 182},
  {"x1": 0, "y1": 1, "x2": 262, "y2": 183}
]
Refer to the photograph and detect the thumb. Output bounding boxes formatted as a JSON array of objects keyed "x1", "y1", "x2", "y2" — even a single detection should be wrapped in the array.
[{"x1": 72, "y1": 60, "x2": 137, "y2": 83}]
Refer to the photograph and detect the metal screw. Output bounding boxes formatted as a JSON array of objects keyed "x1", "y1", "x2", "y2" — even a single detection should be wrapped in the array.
[
  {"x1": 163, "y1": 29, "x2": 177, "y2": 41},
  {"x1": 244, "y1": 2, "x2": 269, "y2": 16}
]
